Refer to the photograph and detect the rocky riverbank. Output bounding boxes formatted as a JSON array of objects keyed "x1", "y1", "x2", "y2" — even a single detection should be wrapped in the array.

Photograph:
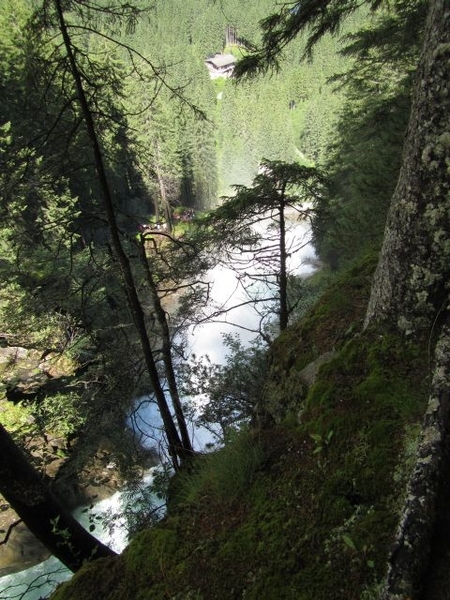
[
  {"x1": 0, "y1": 444, "x2": 127, "y2": 577},
  {"x1": 0, "y1": 343, "x2": 156, "y2": 576}
]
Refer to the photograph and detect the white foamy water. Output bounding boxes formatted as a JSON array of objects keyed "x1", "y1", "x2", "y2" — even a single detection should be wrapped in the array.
[
  {"x1": 0, "y1": 220, "x2": 315, "y2": 599},
  {"x1": 187, "y1": 219, "x2": 316, "y2": 363},
  {"x1": 0, "y1": 473, "x2": 157, "y2": 599}
]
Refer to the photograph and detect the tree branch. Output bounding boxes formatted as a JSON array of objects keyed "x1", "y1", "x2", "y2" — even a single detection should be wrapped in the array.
[{"x1": 0, "y1": 518, "x2": 23, "y2": 545}]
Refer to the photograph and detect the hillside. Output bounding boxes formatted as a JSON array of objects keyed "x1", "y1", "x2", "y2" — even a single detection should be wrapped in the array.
[
  {"x1": 1, "y1": 1, "x2": 449, "y2": 598},
  {"x1": 49, "y1": 255, "x2": 431, "y2": 600}
]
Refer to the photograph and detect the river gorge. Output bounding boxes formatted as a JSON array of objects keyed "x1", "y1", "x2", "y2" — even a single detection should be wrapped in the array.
[{"x1": 0, "y1": 221, "x2": 316, "y2": 600}]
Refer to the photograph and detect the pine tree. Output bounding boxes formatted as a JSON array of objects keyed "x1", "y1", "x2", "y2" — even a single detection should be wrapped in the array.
[{"x1": 201, "y1": 160, "x2": 326, "y2": 332}]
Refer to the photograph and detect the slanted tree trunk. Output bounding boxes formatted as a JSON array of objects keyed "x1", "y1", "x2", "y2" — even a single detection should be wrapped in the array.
[
  {"x1": 137, "y1": 240, "x2": 194, "y2": 455},
  {"x1": 363, "y1": 2, "x2": 450, "y2": 597},
  {"x1": 0, "y1": 424, "x2": 116, "y2": 572},
  {"x1": 54, "y1": 0, "x2": 191, "y2": 468}
]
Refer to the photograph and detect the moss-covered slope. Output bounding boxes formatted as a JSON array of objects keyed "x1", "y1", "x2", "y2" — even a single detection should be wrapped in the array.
[{"x1": 51, "y1": 256, "x2": 430, "y2": 600}]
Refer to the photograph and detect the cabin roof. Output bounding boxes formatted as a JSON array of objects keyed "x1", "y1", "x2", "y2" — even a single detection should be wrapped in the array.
[{"x1": 205, "y1": 53, "x2": 236, "y2": 69}]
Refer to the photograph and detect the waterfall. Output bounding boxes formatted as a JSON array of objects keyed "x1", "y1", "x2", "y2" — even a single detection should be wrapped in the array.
[
  {"x1": 130, "y1": 219, "x2": 316, "y2": 449},
  {"x1": 0, "y1": 220, "x2": 316, "y2": 599}
]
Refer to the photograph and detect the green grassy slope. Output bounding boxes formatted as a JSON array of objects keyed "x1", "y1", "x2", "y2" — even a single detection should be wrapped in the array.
[{"x1": 51, "y1": 255, "x2": 429, "y2": 600}]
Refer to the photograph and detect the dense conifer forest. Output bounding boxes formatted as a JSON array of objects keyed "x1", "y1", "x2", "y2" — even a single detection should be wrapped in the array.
[{"x1": 1, "y1": 0, "x2": 450, "y2": 599}]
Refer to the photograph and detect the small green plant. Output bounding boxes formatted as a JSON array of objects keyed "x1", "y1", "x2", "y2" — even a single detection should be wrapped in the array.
[
  {"x1": 341, "y1": 534, "x2": 375, "y2": 570},
  {"x1": 0, "y1": 399, "x2": 34, "y2": 435},
  {"x1": 310, "y1": 429, "x2": 334, "y2": 465},
  {"x1": 51, "y1": 515, "x2": 77, "y2": 557},
  {"x1": 33, "y1": 392, "x2": 85, "y2": 439}
]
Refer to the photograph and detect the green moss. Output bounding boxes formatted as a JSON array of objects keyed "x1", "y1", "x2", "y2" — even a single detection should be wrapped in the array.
[
  {"x1": 269, "y1": 253, "x2": 377, "y2": 378},
  {"x1": 51, "y1": 255, "x2": 430, "y2": 600},
  {"x1": 120, "y1": 524, "x2": 185, "y2": 599},
  {"x1": 124, "y1": 524, "x2": 179, "y2": 573},
  {"x1": 51, "y1": 557, "x2": 123, "y2": 600}
]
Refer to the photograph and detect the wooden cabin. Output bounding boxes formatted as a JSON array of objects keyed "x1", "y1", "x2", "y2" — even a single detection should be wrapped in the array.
[{"x1": 204, "y1": 53, "x2": 236, "y2": 78}]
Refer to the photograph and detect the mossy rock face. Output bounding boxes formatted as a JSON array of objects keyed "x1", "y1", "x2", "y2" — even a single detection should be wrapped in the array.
[
  {"x1": 51, "y1": 256, "x2": 430, "y2": 600},
  {"x1": 260, "y1": 253, "x2": 378, "y2": 423},
  {"x1": 51, "y1": 557, "x2": 124, "y2": 600}
]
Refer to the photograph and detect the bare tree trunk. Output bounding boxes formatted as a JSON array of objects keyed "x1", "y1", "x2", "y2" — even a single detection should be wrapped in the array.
[
  {"x1": 278, "y1": 192, "x2": 288, "y2": 331},
  {"x1": 155, "y1": 142, "x2": 173, "y2": 233},
  {"x1": 137, "y1": 240, "x2": 194, "y2": 455},
  {"x1": 0, "y1": 424, "x2": 116, "y2": 572}
]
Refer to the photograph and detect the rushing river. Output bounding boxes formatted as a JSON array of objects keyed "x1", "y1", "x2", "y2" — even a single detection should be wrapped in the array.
[
  {"x1": 0, "y1": 221, "x2": 316, "y2": 599},
  {"x1": 0, "y1": 490, "x2": 129, "y2": 599}
]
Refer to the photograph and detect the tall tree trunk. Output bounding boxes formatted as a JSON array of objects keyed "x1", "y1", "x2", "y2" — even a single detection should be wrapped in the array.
[
  {"x1": 53, "y1": 0, "x2": 189, "y2": 468},
  {"x1": 0, "y1": 424, "x2": 116, "y2": 572},
  {"x1": 278, "y1": 191, "x2": 288, "y2": 331},
  {"x1": 364, "y1": 0, "x2": 450, "y2": 335},
  {"x1": 381, "y1": 318, "x2": 450, "y2": 599},
  {"x1": 155, "y1": 142, "x2": 173, "y2": 233},
  {"x1": 363, "y1": 2, "x2": 450, "y2": 597}
]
